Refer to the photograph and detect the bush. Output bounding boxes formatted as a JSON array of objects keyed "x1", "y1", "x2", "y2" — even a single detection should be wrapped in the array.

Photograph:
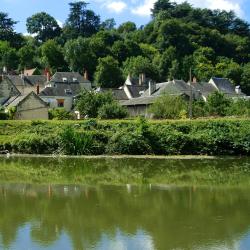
[
  {"x1": 226, "y1": 99, "x2": 250, "y2": 117},
  {"x1": 49, "y1": 108, "x2": 74, "y2": 120},
  {"x1": 150, "y1": 94, "x2": 188, "y2": 119},
  {"x1": 98, "y1": 102, "x2": 128, "y2": 119}
]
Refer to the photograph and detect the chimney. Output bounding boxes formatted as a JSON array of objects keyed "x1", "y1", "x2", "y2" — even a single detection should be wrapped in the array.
[
  {"x1": 46, "y1": 72, "x2": 50, "y2": 82},
  {"x1": 141, "y1": 73, "x2": 146, "y2": 85},
  {"x1": 36, "y1": 84, "x2": 40, "y2": 95},
  {"x1": 84, "y1": 70, "x2": 88, "y2": 80},
  {"x1": 192, "y1": 77, "x2": 197, "y2": 83},
  {"x1": 235, "y1": 86, "x2": 241, "y2": 94},
  {"x1": 149, "y1": 80, "x2": 156, "y2": 96},
  {"x1": 139, "y1": 74, "x2": 142, "y2": 86}
]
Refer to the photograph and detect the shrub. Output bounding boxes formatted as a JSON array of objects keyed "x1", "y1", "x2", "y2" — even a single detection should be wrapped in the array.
[
  {"x1": 49, "y1": 108, "x2": 74, "y2": 120},
  {"x1": 98, "y1": 102, "x2": 128, "y2": 119},
  {"x1": 150, "y1": 94, "x2": 188, "y2": 119},
  {"x1": 226, "y1": 99, "x2": 250, "y2": 117}
]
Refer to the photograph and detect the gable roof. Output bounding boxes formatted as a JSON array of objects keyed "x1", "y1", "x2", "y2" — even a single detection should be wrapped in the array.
[
  {"x1": 39, "y1": 82, "x2": 82, "y2": 97},
  {"x1": 126, "y1": 85, "x2": 148, "y2": 98},
  {"x1": 7, "y1": 75, "x2": 47, "y2": 87},
  {"x1": 50, "y1": 72, "x2": 90, "y2": 84},
  {"x1": 5, "y1": 91, "x2": 48, "y2": 109},
  {"x1": 99, "y1": 88, "x2": 129, "y2": 101},
  {"x1": 210, "y1": 77, "x2": 236, "y2": 94},
  {"x1": 121, "y1": 96, "x2": 157, "y2": 106}
]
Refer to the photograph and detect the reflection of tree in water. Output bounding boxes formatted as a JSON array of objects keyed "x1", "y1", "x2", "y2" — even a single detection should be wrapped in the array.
[{"x1": 0, "y1": 185, "x2": 250, "y2": 250}]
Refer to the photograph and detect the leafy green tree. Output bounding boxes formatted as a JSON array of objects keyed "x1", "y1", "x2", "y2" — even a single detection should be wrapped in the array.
[
  {"x1": 207, "y1": 91, "x2": 231, "y2": 116},
  {"x1": 117, "y1": 22, "x2": 137, "y2": 33},
  {"x1": 98, "y1": 102, "x2": 128, "y2": 119},
  {"x1": 101, "y1": 18, "x2": 116, "y2": 30},
  {"x1": 41, "y1": 40, "x2": 66, "y2": 71},
  {"x1": 64, "y1": 1, "x2": 100, "y2": 38},
  {"x1": 94, "y1": 56, "x2": 124, "y2": 88},
  {"x1": 64, "y1": 37, "x2": 96, "y2": 76},
  {"x1": 0, "y1": 41, "x2": 18, "y2": 70},
  {"x1": 241, "y1": 63, "x2": 250, "y2": 95},
  {"x1": 0, "y1": 12, "x2": 23, "y2": 48},
  {"x1": 150, "y1": 94, "x2": 188, "y2": 119},
  {"x1": 18, "y1": 44, "x2": 37, "y2": 70},
  {"x1": 26, "y1": 12, "x2": 61, "y2": 42},
  {"x1": 152, "y1": 0, "x2": 175, "y2": 17},
  {"x1": 226, "y1": 99, "x2": 250, "y2": 117},
  {"x1": 123, "y1": 56, "x2": 158, "y2": 79}
]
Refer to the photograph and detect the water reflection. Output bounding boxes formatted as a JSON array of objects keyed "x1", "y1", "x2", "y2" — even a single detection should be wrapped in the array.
[{"x1": 0, "y1": 184, "x2": 250, "y2": 250}]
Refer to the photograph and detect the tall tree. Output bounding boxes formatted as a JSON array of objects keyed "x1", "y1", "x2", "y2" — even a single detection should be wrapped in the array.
[
  {"x1": 0, "y1": 41, "x2": 18, "y2": 70},
  {"x1": 64, "y1": 1, "x2": 100, "y2": 38},
  {"x1": 94, "y1": 56, "x2": 124, "y2": 88},
  {"x1": 26, "y1": 12, "x2": 61, "y2": 42},
  {"x1": 151, "y1": 0, "x2": 175, "y2": 17}
]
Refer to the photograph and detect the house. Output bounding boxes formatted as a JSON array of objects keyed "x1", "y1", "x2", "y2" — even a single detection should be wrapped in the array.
[
  {"x1": 39, "y1": 72, "x2": 92, "y2": 111},
  {"x1": 0, "y1": 76, "x2": 21, "y2": 105},
  {"x1": 121, "y1": 79, "x2": 196, "y2": 117},
  {"x1": 6, "y1": 74, "x2": 48, "y2": 95},
  {"x1": 4, "y1": 91, "x2": 49, "y2": 120},
  {"x1": 96, "y1": 88, "x2": 129, "y2": 101},
  {"x1": 23, "y1": 68, "x2": 41, "y2": 76}
]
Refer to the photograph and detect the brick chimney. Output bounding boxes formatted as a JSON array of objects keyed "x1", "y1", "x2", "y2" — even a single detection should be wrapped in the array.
[{"x1": 84, "y1": 70, "x2": 88, "y2": 80}]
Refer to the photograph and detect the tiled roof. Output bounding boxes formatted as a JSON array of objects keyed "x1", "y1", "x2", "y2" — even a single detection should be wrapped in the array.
[
  {"x1": 50, "y1": 72, "x2": 90, "y2": 84},
  {"x1": 7, "y1": 75, "x2": 47, "y2": 87}
]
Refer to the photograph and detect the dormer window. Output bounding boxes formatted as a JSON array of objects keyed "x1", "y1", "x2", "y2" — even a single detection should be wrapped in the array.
[
  {"x1": 73, "y1": 78, "x2": 78, "y2": 82},
  {"x1": 63, "y1": 77, "x2": 68, "y2": 82},
  {"x1": 65, "y1": 89, "x2": 72, "y2": 95}
]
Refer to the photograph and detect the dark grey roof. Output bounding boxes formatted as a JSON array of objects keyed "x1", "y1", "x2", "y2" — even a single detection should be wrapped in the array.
[
  {"x1": 100, "y1": 88, "x2": 128, "y2": 101},
  {"x1": 211, "y1": 77, "x2": 235, "y2": 94},
  {"x1": 7, "y1": 75, "x2": 47, "y2": 87},
  {"x1": 50, "y1": 72, "x2": 89, "y2": 84},
  {"x1": 127, "y1": 85, "x2": 148, "y2": 98},
  {"x1": 6, "y1": 92, "x2": 47, "y2": 108},
  {"x1": 192, "y1": 82, "x2": 217, "y2": 99},
  {"x1": 39, "y1": 82, "x2": 82, "y2": 97},
  {"x1": 121, "y1": 96, "x2": 157, "y2": 106}
]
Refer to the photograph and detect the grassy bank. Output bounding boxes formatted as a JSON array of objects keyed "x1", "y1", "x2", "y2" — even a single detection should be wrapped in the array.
[
  {"x1": 0, "y1": 118, "x2": 250, "y2": 155},
  {"x1": 0, "y1": 156, "x2": 250, "y2": 186}
]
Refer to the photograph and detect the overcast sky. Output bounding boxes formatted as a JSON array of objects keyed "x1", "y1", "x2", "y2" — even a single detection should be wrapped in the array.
[{"x1": 1, "y1": 0, "x2": 250, "y2": 33}]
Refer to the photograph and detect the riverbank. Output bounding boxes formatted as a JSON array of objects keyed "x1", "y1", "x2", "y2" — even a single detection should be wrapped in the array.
[
  {"x1": 1, "y1": 155, "x2": 250, "y2": 187},
  {"x1": 0, "y1": 118, "x2": 250, "y2": 155}
]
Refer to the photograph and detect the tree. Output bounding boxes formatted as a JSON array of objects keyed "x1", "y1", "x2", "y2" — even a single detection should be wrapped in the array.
[
  {"x1": 241, "y1": 63, "x2": 250, "y2": 95},
  {"x1": 101, "y1": 18, "x2": 116, "y2": 30},
  {"x1": 98, "y1": 102, "x2": 128, "y2": 119},
  {"x1": 18, "y1": 44, "x2": 37, "y2": 70},
  {"x1": 0, "y1": 12, "x2": 23, "y2": 48},
  {"x1": 26, "y1": 12, "x2": 61, "y2": 42},
  {"x1": 151, "y1": 0, "x2": 175, "y2": 17},
  {"x1": 94, "y1": 56, "x2": 124, "y2": 88},
  {"x1": 123, "y1": 56, "x2": 158, "y2": 79},
  {"x1": 150, "y1": 94, "x2": 188, "y2": 119},
  {"x1": 64, "y1": 1, "x2": 100, "y2": 38},
  {"x1": 41, "y1": 40, "x2": 66, "y2": 71},
  {"x1": 0, "y1": 41, "x2": 18, "y2": 70},
  {"x1": 64, "y1": 37, "x2": 96, "y2": 76},
  {"x1": 207, "y1": 91, "x2": 231, "y2": 116},
  {"x1": 117, "y1": 22, "x2": 137, "y2": 33}
]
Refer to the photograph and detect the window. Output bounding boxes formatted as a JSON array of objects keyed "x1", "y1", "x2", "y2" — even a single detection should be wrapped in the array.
[
  {"x1": 57, "y1": 99, "x2": 64, "y2": 107},
  {"x1": 73, "y1": 77, "x2": 78, "y2": 82},
  {"x1": 62, "y1": 77, "x2": 67, "y2": 82},
  {"x1": 65, "y1": 89, "x2": 72, "y2": 95}
]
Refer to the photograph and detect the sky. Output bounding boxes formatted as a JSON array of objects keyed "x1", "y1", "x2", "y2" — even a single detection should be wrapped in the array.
[{"x1": 1, "y1": 0, "x2": 250, "y2": 34}]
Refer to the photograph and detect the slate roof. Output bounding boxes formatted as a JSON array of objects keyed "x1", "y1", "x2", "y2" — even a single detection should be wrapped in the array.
[
  {"x1": 39, "y1": 83, "x2": 82, "y2": 97},
  {"x1": 121, "y1": 96, "x2": 157, "y2": 106},
  {"x1": 126, "y1": 85, "x2": 148, "y2": 98},
  {"x1": 192, "y1": 82, "x2": 217, "y2": 99},
  {"x1": 50, "y1": 72, "x2": 89, "y2": 83},
  {"x1": 99, "y1": 88, "x2": 129, "y2": 101},
  {"x1": 5, "y1": 92, "x2": 48, "y2": 108},
  {"x1": 7, "y1": 75, "x2": 47, "y2": 87}
]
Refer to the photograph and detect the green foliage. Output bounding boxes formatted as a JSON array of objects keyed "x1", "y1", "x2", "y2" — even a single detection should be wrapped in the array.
[
  {"x1": 226, "y1": 99, "x2": 250, "y2": 117},
  {"x1": 150, "y1": 94, "x2": 188, "y2": 119},
  {"x1": 26, "y1": 12, "x2": 61, "y2": 42},
  {"x1": 94, "y1": 56, "x2": 124, "y2": 88},
  {"x1": 0, "y1": 41, "x2": 18, "y2": 70},
  {"x1": 98, "y1": 102, "x2": 128, "y2": 119},
  {"x1": 48, "y1": 108, "x2": 74, "y2": 120},
  {"x1": 206, "y1": 91, "x2": 232, "y2": 116}
]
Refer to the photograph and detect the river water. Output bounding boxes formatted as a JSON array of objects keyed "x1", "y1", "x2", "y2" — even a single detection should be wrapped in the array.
[{"x1": 0, "y1": 157, "x2": 250, "y2": 250}]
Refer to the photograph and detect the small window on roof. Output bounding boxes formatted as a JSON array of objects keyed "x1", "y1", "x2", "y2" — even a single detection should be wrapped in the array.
[
  {"x1": 65, "y1": 89, "x2": 72, "y2": 95},
  {"x1": 62, "y1": 77, "x2": 68, "y2": 82},
  {"x1": 73, "y1": 77, "x2": 78, "y2": 82}
]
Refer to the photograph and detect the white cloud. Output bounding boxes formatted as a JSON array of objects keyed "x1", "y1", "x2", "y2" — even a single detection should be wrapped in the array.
[
  {"x1": 56, "y1": 20, "x2": 63, "y2": 28},
  {"x1": 105, "y1": 1, "x2": 127, "y2": 13},
  {"x1": 131, "y1": 0, "x2": 245, "y2": 17}
]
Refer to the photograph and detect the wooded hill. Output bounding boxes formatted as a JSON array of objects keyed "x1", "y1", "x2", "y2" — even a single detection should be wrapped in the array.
[{"x1": 0, "y1": 0, "x2": 250, "y2": 94}]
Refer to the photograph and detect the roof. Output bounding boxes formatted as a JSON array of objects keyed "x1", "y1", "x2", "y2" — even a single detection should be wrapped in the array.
[
  {"x1": 126, "y1": 85, "x2": 148, "y2": 98},
  {"x1": 121, "y1": 96, "x2": 157, "y2": 106},
  {"x1": 99, "y1": 88, "x2": 129, "y2": 100},
  {"x1": 50, "y1": 72, "x2": 90, "y2": 84},
  {"x1": 7, "y1": 75, "x2": 47, "y2": 87},
  {"x1": 39, "y1": 82, "x2": 82, "y2": 97},
  {"x1": 192, "y1": 82, "x2": 217, "y2": 99},
  {"x1": 5, "y1": 92, "x2": 48, "y2": 109},
  {"x1": 210, "y1": 77, "x2": 236, "y2": 94}
]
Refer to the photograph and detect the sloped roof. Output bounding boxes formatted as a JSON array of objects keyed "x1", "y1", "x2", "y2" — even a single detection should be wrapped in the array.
[
  {"x1": 127, "y1": 85, "x2": 148, "y2": 98},
  {"x1": 5, "y1": 92, "x2": 48, "y2": 108},
  {"x1": 211, "y1": 77, "x2": 235, "y2": 93},
  {"x1": 121, "y1": 96, "x2": 157, "y2": 106},
  {"x1": 50, "y1": 72, "x2": 90, "y2": 84},
  {"x1": 99, "y1": 88, "x2": 129, "y2": 100},
  {"x1": 39, "y1": 83, "x2": 82, "y2": 97},
  {"x1": 7, "y1": 75, "x2": 47, "y2": 87},
  {"x1": 192, "y1": 82, "x2": 217, "y2": 99}
]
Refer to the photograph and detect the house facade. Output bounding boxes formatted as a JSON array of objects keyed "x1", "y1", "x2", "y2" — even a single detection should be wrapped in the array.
[{"x1": 4, "y1": 91, "x2": 49, "y2": 120}]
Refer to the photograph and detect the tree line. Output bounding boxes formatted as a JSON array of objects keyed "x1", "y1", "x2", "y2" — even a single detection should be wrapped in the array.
[{"x1": 0, "y1": 0, "x2": 250, "y2": 94}]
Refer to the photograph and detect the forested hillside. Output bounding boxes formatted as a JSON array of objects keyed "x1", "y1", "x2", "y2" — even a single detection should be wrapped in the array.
[{"x1": 0, "y1": 0, "x2": 250, "y2": 93}]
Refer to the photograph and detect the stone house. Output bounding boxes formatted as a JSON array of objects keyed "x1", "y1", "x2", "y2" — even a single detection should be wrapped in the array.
[
  {"x1": 39, "y1": 72, "x2": 92, "y2": 111},
  {"x1": 4, "y1": 91, "x2": 49, "y2": 120}
]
